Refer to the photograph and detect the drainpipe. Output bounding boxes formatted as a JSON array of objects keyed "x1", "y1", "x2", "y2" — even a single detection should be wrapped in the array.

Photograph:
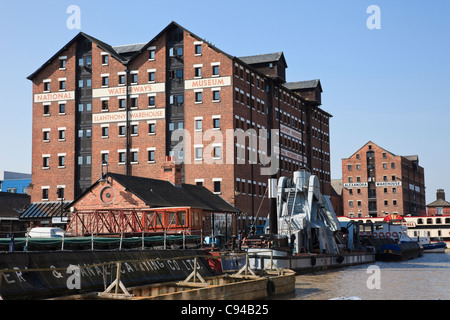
[{"x1": 125, "y1": 64, "x2": 130, "y2": 176}]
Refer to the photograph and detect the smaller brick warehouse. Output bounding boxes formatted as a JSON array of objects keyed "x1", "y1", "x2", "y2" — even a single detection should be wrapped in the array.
[
  {"x1": 341, "y1": 141, "x2": 426, "y2": 217},
  {"x1": 65, "y1": 167, "x2": 240, "y2": 237}
]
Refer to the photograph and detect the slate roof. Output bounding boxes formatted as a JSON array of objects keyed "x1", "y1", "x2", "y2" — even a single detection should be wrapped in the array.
[
  {"x1": 70, "y1": 173, "x2": 240, "y2": 214},
  {"x1": 0, "y1": 192, "x2": 30, "y2": 218},
  {"x1": 427, "y1": 198, "x2": 450, "y2": 208},
  {"x1": 239, "y1": 52, "x2": 287, "y2": 67},
  {"x1": 284, "y1": 79, "x2": 322, "y2": 92}
]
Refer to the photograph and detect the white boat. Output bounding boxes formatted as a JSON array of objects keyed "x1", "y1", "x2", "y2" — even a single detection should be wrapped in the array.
[{"x1": 409, "y1": 230, "x2": 447, "y2": 253}]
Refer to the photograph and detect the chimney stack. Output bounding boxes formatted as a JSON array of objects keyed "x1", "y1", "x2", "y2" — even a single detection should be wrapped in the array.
[
  {"x1": 437, "y1": 189, "x2": 446, "y2": 201},
  {"x1": 161, "y1": 156, "x2": 183, "y2": 186}
]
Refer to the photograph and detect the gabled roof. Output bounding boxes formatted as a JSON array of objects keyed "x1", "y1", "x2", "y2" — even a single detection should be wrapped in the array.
[
  {"x1": 27, "y1": 32, "x2": 128, "y2": 80},
  {"x1": 70, "y1": 172, "x2": 240, "y2": 214},
  {"x1": 427, "y1": 198, "x2": 450, "y2": 208},
  {"x1": 239, "y1": 52, "x2": 288, "y2": 68},
  {"x1": 284, "y1": 79, "x2": 322, "y2": 92}
]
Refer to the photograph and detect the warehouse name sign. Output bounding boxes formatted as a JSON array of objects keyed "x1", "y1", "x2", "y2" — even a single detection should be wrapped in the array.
[
  {"x1": 343, "y1": 181, "x2": 402, "y2": 188},
  {"x1": 343, "y1": 183, "x2": 368, "y2": 188},
  {"x1": 376, "y1": 181, "x2": 402, "y2": 187},
  {"x1": 93, "y1": 83, "x2": 165, "y2": 98},
  {"x1": 93, "y1": 109, "x2": 165, "y2": 124},
  {"x1": 185, "y1": 76, "x2": 231, "y2": 90},
  {"x1": 34, "y1": 91, "x2": 75, "y2": 103}
]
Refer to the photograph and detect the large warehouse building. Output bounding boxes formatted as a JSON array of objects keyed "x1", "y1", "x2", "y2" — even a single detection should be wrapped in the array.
[{"x1": 27, "y1": 21, "x2": 332, "y2": 219}]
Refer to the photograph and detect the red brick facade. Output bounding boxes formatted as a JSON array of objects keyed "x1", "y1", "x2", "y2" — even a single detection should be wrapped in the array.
[
  {"x1": 28, "y1": 22, "x2": 332, "y2": 223},
  {"x1": 341, "y1": 141, "x2": 426, "y2": 217}
]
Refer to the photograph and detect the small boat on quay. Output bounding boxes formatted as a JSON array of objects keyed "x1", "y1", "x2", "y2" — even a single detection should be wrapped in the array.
[{"x1": 339, "y1": 214, "x2": 423, "y2": 261}]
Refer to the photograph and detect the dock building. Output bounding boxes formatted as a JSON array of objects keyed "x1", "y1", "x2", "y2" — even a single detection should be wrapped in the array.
[{"x1": 27, "y1": 21, "x2": 332, "y2": 223}]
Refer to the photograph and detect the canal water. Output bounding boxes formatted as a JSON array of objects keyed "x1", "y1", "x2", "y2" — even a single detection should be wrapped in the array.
[{"x1": 280, "y1": 252, "x2": 450, "y2": 300}]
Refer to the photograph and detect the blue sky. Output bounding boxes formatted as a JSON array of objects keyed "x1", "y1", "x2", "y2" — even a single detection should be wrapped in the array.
[{"x1": 0, "y1": 0, "x2": 449, "y2": 204}]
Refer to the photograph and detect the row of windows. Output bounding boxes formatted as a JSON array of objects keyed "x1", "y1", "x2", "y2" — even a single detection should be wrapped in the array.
[
  {"x1": 348, "y1": 175, "x2": 397, "y2": 183},
  {"x1": 347, "y1": 162, "x2": 396, "y2": 170},
  {"x1": 348, "y1": 187, "x2": 398, "y2": 195},
  {"x1": 235, "y1": 178, "x2": 267, "y2": 197},
  {"x1": 348, "y1": 200, "x2": 399, "y2": 207},
  {"x1": 43, "y1": 79, "x2": 66, "y2": 92}
]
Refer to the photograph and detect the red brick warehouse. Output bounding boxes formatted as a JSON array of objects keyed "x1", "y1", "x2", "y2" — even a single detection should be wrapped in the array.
[{"x1": 27, "y1": 21, "x2": 332, "y2": 223}]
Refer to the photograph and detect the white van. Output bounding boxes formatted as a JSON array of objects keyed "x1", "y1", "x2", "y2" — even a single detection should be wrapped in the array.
[{"x1": 27, "y1": 227, "x2": 65, "y2": 238}]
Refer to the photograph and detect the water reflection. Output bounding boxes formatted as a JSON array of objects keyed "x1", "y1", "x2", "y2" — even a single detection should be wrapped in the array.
[{"x1": 281, "y1": 253, "x2": 450, "y2": 300}]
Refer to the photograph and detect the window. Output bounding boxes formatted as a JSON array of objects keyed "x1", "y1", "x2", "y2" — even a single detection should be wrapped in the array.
[
  {"x1": 102, "y1": 100, "x2": 109, "y2": 111},
  {"x1": 86, "y1": 129, "x2": 92, "y2": 138},
  {"x1": 148, "y1": 123, "x2": 155, "y2": 134},
  {"x1": 43, "y1": 156, "x2": 50, "y2": 168},
  {"x1": 77, "y1": 156, "x2": 83, "y2": 165},
  {"x1": 382, "y1": 152, "x2": 387, "y2": 158},
  {"x1": 195, "y1": 91, "x2": 202, "y2": 103},
  {"x1": 131, "y1": 73, "x2": 138, "y2": 84},
  {"x1": 148, "y1": 149, "x2": 155, "y2": 162},
  {"x1": 131, "y1": 151, "x2": 138, "y2": 163},
  {"x1": 42, "y1": 188, "x2": 49, "y2": 200},
  {"x1": 195, "y1": 44, "x2": 202, "y2": 55},
  {"x1": 119, "y1": 152, "x2": 125, "y2": 163},
  {"x1": 149, "y1": 49, "x2": 155, "y2": 60},
  {"x1": 393, "y1": 200, "x2": 398, "y2": 206},
  {"x1": 101, "y1": 152, "x2": 108, "y2": 164},
  {"x1": 349, "y1": 201, "x2": 353, "y2": 207},
  {"x1": 213, "y1": 118, "x2": 220, "y2": 129},
  {"x1": 213, "y1": 90, "x2": 220, "y2": 101},
  {"x1": 212, "y1": 65, "x2": 219, "y2": 76},
  {"x1": 59, "y1": 80, "x2": 66, "y2": 91},
  {"x1": 86, "y1": 79, "x2": 91, "y2": 87},
  {"x1": 58, "y1": 129, "x2": 65, "y2": 141},
  {"x1": 384, "y1": 200, "x2": 389, "y2": 206},
  {"x1": 131, "y1": 124, "x2": 138, "y2": 135},
  {"x1": 86, "y1": 155, "x2": 91, "y2": 165},
  {"x1": 119, "y1": 74, "x2": 125, "y2": 85},
  {"x1": 57, "y1": 187, "x2": 65, "y2": 200},
  {"x1": 131, "y1": 97, "x2": 138, "y2": 108},
  {"x1": 59, "y1": 103, "x2": 66, "y2": 114},
  {"x1": 58, "y1": 155, "x2": 65, "y2": 167},
  {"x1": 214, "y1": 181, "x2": 221, "y2": 193},
  {"x1": 148, "y1": 96, "x2": 156, "y2": 107},
  {"x1": 393, "y1": 188, "x2": 397, "y2": 193},
  {"x1": 43, "y1": 130, "x2": 50, "y2": 142},
  {"x1": 102, "y1": 76, "x2": 108, "y2": 86},
  {"x1": 102, "y1": 54, "x2": 109, "y2": 65},
  {"x1": 78, "y1": 129, "x2": 84, "y2": 138},
  {"x1": 176, "y1": 69, "x2": 183, "y2": 79},
  {"x1": 195, "y1": 146, "x2": 203, "y2": 160},
  {"x1": 119, "y1": 125, "x2": 126, "y2": 136},
  {"x1": 59, "y1": 58, "x2": 66, "y2": 69},
  {"x1": 195, "y1": 119, "x2": 203, "y2": 131},
  {"x1": 348, "y1": 164, "x2": 352, "y2": 171},
  {"x1": 102, "y1": 126, "x2": 109, "y2": 137},
  {"x1": 357, "y1": 200, "x2": 362, "y2": 207},
  {"x1": 43, "y1": 104, "x2": 50, "y2": 115},
  {"x1": 148, "y1": 71, "x2": 155, "y2": 82},
  {"x1": 78, "y1": 79, "x2": 84, "y2": 88},
  {"x1": 195, "y1": 67, "x2": 202, "y2": 78},
  {"x1": 383, "y1": 163, "x2": 387, "y2": 169},
  {"x1": 119, "y1": 98, "x2": 126, "y2": 109},
  {"x1": 391, "y1": 162, "x2": 396, "y2": 169},
  {"x1": 213, "y1": 146, "x2": 221, "y2": 158},
  {"x1": 44, "y1": 82, "x2": 50, "y2": 92}
]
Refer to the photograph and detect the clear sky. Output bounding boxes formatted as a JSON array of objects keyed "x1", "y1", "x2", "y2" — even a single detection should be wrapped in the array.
[{"x1": 0, "y1": 0, "x2": 449, "y2": 204}]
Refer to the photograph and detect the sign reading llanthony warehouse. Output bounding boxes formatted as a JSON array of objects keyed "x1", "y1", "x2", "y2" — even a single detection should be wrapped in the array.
[{"x1": 93, "y1": 109, "x2": 165, "y2": 124}]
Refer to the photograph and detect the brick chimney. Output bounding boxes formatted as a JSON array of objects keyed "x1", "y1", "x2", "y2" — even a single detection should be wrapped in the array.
[
  {"x1": 161, "y1": 156, "x2": 183, "y2": 186},
  {"x1": 436, "y1": 189, "x2": 446, "y2": 201}
]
